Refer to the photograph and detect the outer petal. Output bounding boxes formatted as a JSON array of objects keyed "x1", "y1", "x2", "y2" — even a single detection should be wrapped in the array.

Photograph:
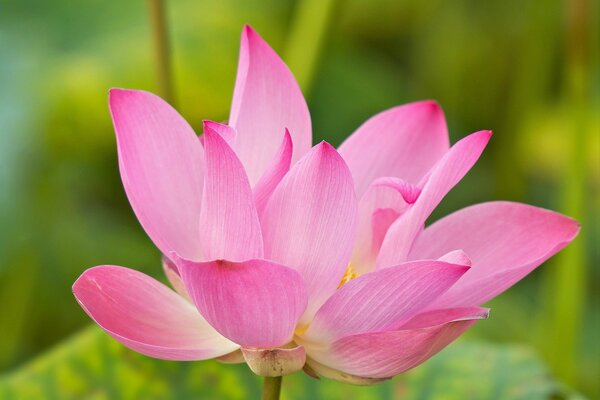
[
  {"x1": 352, "y1": 177, "x2": 421, "y2": 274},
  {"x1": 300, "y1": 261, "x2": 469, "y2": 344},
  {"x1": 230, "y1": 26, "x2": 311, "y2": 184},
  {"x1": 175, "y1": 257, "x2": 308, "y2": 348},
  {"x1": 242, "y1": 345, "x2": 306, "y2": 377},
  {"x1": 338, "y1": 101, "x2": 449, "y2": 197},
  {"x1": 72, "y1": 265, "x2": 237, "y2": 360},
  {"x1": 109, "y1": 89, "x2": 204, "y2": 260},
  {"x1": 409, "y1": 201, "x2": 580, "y2": 307},
  {"x1": 199, "y1": 126, "x2": 263, "y2": 261},
  {"x1": 261, "y1": 142, "x2": 358, "y2": 323},
  {"x1": 376, "y1": 131, "x2": 492, "y2": 268},
  {"x1": 306, "y1": 307, "x2": 488, "y2": 379},
  {"x1": 253, "y1": 129, "x2": 293, "y2": 217}
]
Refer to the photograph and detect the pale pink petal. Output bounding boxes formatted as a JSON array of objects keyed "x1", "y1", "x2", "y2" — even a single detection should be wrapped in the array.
[
  {"x1": 253, "y1": 129, "x2": 293, "y2": 217},
  {"x1": 162, "y1": 256, "x2": 191, "y2": 301},
  {"x1": 338, "y1": 101, "x2": 449, "y2": 197},
  {"x1": 72, "y1": 265, "x2": 238, "y2": 361},
  {"x1": 376, "y1": 131, "x2": 492, "y2": 268},
  {"x1": 229, "y1": 25, "x2": 311, "y2": 184},
  {"x1": 109, "y1": 89, "x2": 204, "y2": 260},
  {"x1": 305, "y1": 307, "x2": 488, "y2": 378},
  {"x1": 352, "y1": 177, "x2": 421, "y2": 274},
  {"x1": 175, "y1": 257, "x2": 307, "y2": 348},
  {"x1": 199, "y1": 126, "x2": 263, "y2": 261},
  {"x1": 409, "y1": 201, "x2": 580, "y2": 308},
  {"x1": 437, "y1": 249, "x2": 472, "y2": 267},
  {"x1": 261, "y1": 142, "x2": 357, "y2": 323},
  {"x1": 202, "y1": 120, "x2": 236, "y2": 147},
  {"x1": 300, "y1": 260, "x2": 469, "y2": 344}
]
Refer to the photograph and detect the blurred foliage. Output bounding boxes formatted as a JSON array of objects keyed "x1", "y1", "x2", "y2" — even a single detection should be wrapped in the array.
[
  {"x1": 0, "y1": 0, "x2": 598, "y2": 398},
  {"x1": 0, "y1": 326, "x2": 583, "y2": 400}
]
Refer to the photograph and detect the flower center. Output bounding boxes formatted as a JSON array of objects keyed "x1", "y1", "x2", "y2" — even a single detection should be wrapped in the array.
[{"x1": 338, "y1": 264, "x2": 357, "y2": 287}]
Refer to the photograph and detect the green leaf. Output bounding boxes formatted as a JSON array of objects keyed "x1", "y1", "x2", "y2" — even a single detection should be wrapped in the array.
[{"x1": 0, "y1": 326, "x2": 582, "y2": 400}]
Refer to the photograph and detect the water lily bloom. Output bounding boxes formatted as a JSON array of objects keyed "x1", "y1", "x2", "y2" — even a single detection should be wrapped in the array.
[{"x1": 73, "y1": 25, "x2": 579, "y2": 384}]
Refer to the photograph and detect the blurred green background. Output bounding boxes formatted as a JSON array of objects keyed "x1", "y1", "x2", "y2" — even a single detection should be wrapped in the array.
[{"x1": 0, "y1": 0, "x2": 598, "y2": 398}]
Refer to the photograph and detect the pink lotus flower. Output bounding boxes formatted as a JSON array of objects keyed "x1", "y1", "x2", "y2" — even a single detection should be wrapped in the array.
[{"x1": 73, "y1": 26, "x2": 579, "y2": 384}]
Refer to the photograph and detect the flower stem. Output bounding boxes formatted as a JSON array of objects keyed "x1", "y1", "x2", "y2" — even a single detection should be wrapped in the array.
[
  {"x1": 261, "y1": 376, "x2": 282, "y2": 400},
  {"x1": 147, "y1": 0, "x2": 175, "y2": 106}
]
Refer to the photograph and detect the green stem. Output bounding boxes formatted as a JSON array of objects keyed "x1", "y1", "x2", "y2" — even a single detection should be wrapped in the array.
[
  {"x1": 261, "y1": 376, "x2": 282, "y2": 400},
  {"x1": 147, "y1": 0, "x2": 175, "y2": 105}
]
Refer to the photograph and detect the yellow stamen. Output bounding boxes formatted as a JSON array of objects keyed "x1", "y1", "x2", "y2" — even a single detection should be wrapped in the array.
[{"x1": 338, "y1": 264, "x2": 357, "y2": 288}]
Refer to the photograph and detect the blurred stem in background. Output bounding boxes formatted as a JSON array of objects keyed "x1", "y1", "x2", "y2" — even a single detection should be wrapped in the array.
[
  {"x1": 491, "y1": 0, "x2": 559, "y2": 200},
  {"x1": 284, "y1": 0, "x2": 336, "y2": 95},
  {"x1": 541, "y1": 0, "x2": 590, "y2": 386},
  {"x1": 148, "y1": 0, "x2": 175, "y2": 106}
]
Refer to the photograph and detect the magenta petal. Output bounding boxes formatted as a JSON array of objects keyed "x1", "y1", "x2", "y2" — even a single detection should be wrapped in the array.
[
  {"x1": 306, "y1": 307, "x2": 488, "y2": 378},
  {"x1": 175, "y1": 257, "x2": 308, "y2": 348},
  {"x1": 253, "y1": 129, "x2": 293, "y2": 217},
  {"x1": 109, "y1": 89, "x2": 204, "y2": 260},
  {"x1": 376, "y1": 131, "x2": 492, "y2": 268},
  {"x1": 301, "y1": 261, "x2": 469, "y2": 344},
  {"x1": 338, "y1": 101, "x2": 449, "y2": 197},
  {"x1": 352, "y1": 177, "x2": 421, "y2": 274},
  {"x1": 199, "y1": 126, "x2": 263, "y2": 261},
  {"x1": 229, "y1": 26, "x2": 311, "y2": 184},
  {"x1": 72, "y1": 266, "x2": 237, "y2": 360},
  {"x1": 409, "y1": 201, "x2": 580, "y2": 307},
  {"x1": 261, "y1": 142, "x2": 358, "y2": 323}
]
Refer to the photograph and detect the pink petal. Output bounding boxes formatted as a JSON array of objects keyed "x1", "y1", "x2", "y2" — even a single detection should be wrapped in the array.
[
  {"x1": 376, "y1": 131, "x2": 492, "y2": 269},
  {"x1": 260, "y1": 142, "x2": 357, "y2": 323},
  {"x1": 174, "y1": 257, "x2": 308, "y2": 348},
  {"x1": 300, "y1": 260, "x2": 469, "y2": 344},
  {"x1": 109, "y1": 89, "x2": 204, "y2": 260},
  {"x1": 202, "y1": 120, "x2": 236, "y2": 147},
  {"x1": 199, "y1": 126, "x2": 263, "y2": 261},
  {"x1": 437, "y1": 249, "x2": 472, "y2": 267},
  {"x1": 72, "y1": 265, "x2": 237, "y2": 360},
  {"x1": 306, "y1": 307, "x2": 488, "y2": 378},
  {"x1": 229, "y1": 25, "x2": 312, "y2": 184},
  {"x1": 253, "y1": 129, "x2": 293, "y2": 217},
  {"x1": 352, "y1": 177, "x2": 421, "y2": 274},
  {"x1": 409, "y1": 201, "x2": 580, "y2": 307},
  {"x1": 338, "y1": 101, "x2": 449, "y2": 197},
  {"x1": 162, "y1": 256, "x2": 191, "y2": 301}
]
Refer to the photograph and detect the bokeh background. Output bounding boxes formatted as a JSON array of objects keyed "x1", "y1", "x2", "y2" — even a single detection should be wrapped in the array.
[{"x1": 0, "y1": 0, "x2": 598, "y2": 398}]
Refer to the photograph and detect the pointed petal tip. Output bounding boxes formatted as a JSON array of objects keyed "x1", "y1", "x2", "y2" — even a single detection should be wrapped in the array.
[{"x1": 315, "y1": 140, "x2": 338, "y2": 155}]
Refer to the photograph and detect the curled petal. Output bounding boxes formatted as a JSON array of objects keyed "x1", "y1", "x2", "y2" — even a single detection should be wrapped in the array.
[
  {"x1": 376, "y1": 130, "x2": 492, "y2": 268},
  {"x1": 230, "y1": 25, "x2": 311, "y2": 184},
  {"x1": 175, "y1": 257, "x2": 307, "y2": 348},
  {"x1": 409, "y1": 201, "x2": 580, "y2": 307},
  {"x1": 352, "y1": 177, "x2": 421, "y2": 274},
  {"x1": 73, "y1": 265, "x2": 237, "y2": 360},
  {"x1": 339, "y1": 100, "x2": 449, "y2": 197}
]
